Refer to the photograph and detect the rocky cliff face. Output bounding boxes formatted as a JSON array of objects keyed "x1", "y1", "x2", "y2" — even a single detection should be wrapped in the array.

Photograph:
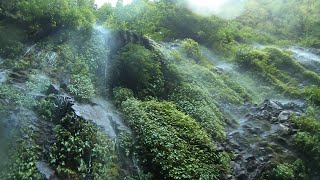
[{"x1": 223, "y1": 99, "x2": 306, "y2": 180}]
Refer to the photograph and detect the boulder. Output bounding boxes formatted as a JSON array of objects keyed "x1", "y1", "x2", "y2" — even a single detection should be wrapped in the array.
[{"x1": 46, "y1": 84, "x2": 60, "y2": 95}]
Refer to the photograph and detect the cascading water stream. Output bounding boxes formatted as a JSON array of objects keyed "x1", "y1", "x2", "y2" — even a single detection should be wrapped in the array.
[{"x1": 289, "y1": 47, "x2": 320, "y2": 73}]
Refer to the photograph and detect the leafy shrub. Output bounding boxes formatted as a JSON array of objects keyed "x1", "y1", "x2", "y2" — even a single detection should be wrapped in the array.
[
  {"x1": 111, "y1": 44, "x2": 164, "y2": 98},
  {"x1": 120, "y1": 98, "x2": 230, "y2": 179},
  {"x1": 118, "y1": 132, "x2": 133, "y2": 157},
  {"x1": 181, "y1": 39, "x2": 203, "y2": 62},
  {"x1": 16, "y1": 0, "x2": 95, "y2": 36},
  {"x1": 272, "y1": 163, "x2": 295, "y2": 180},
  {"x1": 3, "y1": 128, "x2": 42, "y2": 180},
  {"x1": 180, "y1": 38, "x2": 217, "y2": 70},
  {"x1": 291, "y1": 114, "x2": 320, "y2": 169},
  {"x1": 113, "y1": 87, "x2": 134, "y2": 107},
  {"x1": 303, "y1": 86, "x2": 320, "y2": 106},
  {"x1": 261, "y1": 160, "x2": 307, "y2": 180},
  {"x1": 35, "y1": 97, "x2": 55, "y2": 121},
  {"x1": 69, "y1": 74, "x2": 95, "y2": 100},
  {"x1": 49, "y1": 113, "x2": 118, "y2": 179},
  {"x1": 169, "y1": 83, "x2": 226, "y2": 140}
]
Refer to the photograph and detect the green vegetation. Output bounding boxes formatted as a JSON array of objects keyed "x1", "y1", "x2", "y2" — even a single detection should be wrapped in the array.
[
  {"x1": 235, "y1": 46, "x2": 320, "y2": 106},
  {"x1": 118, "y1": 97, "x2": 230, "y2": 179},
  {"x1": 261, "y1": 160, "x2": 307, "y2": 180},
  {"x1": 1, "y1": 0, "x2": 320, "y2": 179},
  {"x1": 2, "y1": 129, "x2": 42, "y2": 180},
  {"x1": 111, "y1": 44, "x2": 164, "y2": 98},
  {"x1": 291, "y1": 112, "x2": 320, "y2": 169},
  {"x1": 239, "y1": 0, "x2": 320, "y2": 47},
  {"x1": 15, "y1": 0, "x2": 95, "y2": 37},
  {"x1": 49, "y1": 113, "x2": 118, "y2": 179}
]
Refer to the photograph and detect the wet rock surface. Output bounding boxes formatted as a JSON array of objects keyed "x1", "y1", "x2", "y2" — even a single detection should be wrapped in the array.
[
  {"x1": 0, "y1": 70, "x2": 7, "y2": 84},
  {"x1": 289, "y1": 47, "x2": 320, "y2": 73},
  {"x1": 224, "y1": 99, "x2": 306, "y2": 180},
  {"x1": 46, "y1": 84, "x2": 60, "y2": 95},
  {"x1": 115, "y1": 30, "x2": 158, "y2": 51},
  {"x1": 36, "y1": 161, "x2": 58, "y2": 180},
  {"x1": 71, "y1": 97, "x2": 131, "y2": 138}
]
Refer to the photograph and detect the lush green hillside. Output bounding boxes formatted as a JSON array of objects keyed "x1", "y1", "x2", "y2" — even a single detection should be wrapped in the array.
[{"x1": 0, "y1": 0, "x2": 320, "y2": 179}]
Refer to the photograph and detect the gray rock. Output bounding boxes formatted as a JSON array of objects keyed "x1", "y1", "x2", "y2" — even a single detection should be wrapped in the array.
[
  {"x1": 36, "y1": 161, "x2": 58, "y2": 180},
  {"x1": 278, "y1": 110, "x2": 291, "y2": 122},
  {"x1": 0, "y1": 71, "x2": 7, "y2": 84},
  {"x1": 46, "y1": 84, "x2": 60, "y2": 95},
  {"x1": 237, "y1": 171, "x2": 248, "y2": 180}
]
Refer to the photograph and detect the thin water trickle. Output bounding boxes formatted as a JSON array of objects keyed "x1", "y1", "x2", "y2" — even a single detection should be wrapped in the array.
[
  {"x1": 72, "y1": 97, "x2": 131, "y2": 139},
  {"x1": 289, "y1": 47, "x2": 320, "y2": 63},
  {"x1": 23, "y1": 44, "x2": 36, "y2": 56},
  {"x1": 47, "y1": 52, "x2": 57, "y2": 65},
  {"x1": 288, "y1": 46, "x2": 320, "y2": 73},
  {"x1": 0, "y1": 71, "x2": 7, "y2": 84}
]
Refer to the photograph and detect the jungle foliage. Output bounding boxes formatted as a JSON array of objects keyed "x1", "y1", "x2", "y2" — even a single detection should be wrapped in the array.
[{"x1": 1, "y1": 0, "x2": 320, "y2": 179}]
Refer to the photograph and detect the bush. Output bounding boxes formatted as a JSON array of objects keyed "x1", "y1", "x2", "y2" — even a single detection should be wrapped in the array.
[
  {"x1": 169, "y1": 83, "x2": 226, "y2": 140},
  {"x1": 180, "y1": 38, "x2": 217, "y2": 70},
  {"x1": 181, "y1": 39, "x2": 203, "y2": 63},
  {"x1": 111, "y1": 44, "x2": 164, "y2": 98},
  {"x1": 261, "y1": 160, "x2": 307, "y2": 180},
  {"x1": 49, "y1": 113, "x2": 118, "y2": 179},
  {"x1": 16, "y1": 0, "x2": 95, "y2": 37},
  {"x1": 272, "y1": 163, "x2": 295, "y2": 180},
  {"x1": 291, "y1": 114, "x2": 320, "y2": 169},
  {"x1": 304, "y1": 86, "x2": 320, "y2": 106},
  {"x1": 69, "y1": 74, "x2": 95, "y2": 100},
  {"x1": 3, "y1": 128, "x2": 42, "y2": 180},
  {"x1": 120, "y1": 98, "x2": 230, "y2": 179},
  {"x1": 35, "y1": 97, "x2": 55, "y2": 121},
  {"x1": 113, "y1": 87, "x2": 134, "y2": 107}
]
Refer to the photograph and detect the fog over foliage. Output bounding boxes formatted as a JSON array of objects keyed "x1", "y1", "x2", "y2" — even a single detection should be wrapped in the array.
[{"x1": 0, "y1": 0, "x2": 320, "y2": 179}]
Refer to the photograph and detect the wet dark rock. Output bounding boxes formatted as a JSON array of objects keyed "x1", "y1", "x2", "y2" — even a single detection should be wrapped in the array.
[
  {"x1": 9, "y1": 71, "x2": 29, "y2": 83},
  {"x1": 273, "y1": 137, "x2": 288, "y2": 147},
  {"x1": 46, "y1": 84, "x2": 60, "y2": 95},
  {"x1": 247, "y1": 162, "x2": 257, "y2": 172},
  {"x1": 54, "y1": 95, "x2": 74, "y2": 119},
  {"x1": 59, "y1": 77, "x2": 70, "y2": 90},
  {"x1": 0, "y1": 71, "x2": 7, "y2": 84},
  {"x1": 115, "y1": 30, "x2": 158, "y2": 51},
  {"x1": 278, "y1": 110, "x2": 290, "y2": 122},
  {"x1": 282, "y1": 102, "x2": 306, "y2": 113},
  {"x1": 226, "y1": 175, "x2": 233, "y2": 179},
  {"x1": 237, "y1": 171, "x2": 248, "y2": 180},
  {"x1": 244, "y1": 155, "x2": 256, "y2": 161},
  {"x1": 267, "y1": 154, "x2": 273, "y2": 158},
  {"x1": 36, "y1": 161, "x2": 58, "y2": 180},
  {"x1": 224, "y1": 99, "x2": 307, "y2": 180}
]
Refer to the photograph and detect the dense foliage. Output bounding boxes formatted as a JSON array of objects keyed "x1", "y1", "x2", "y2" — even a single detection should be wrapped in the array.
[
  {"x1": 291, "y1": 113, "x2": 320, "y2": 170},
  {"x1": 118, "y1": 97, "x2": 230, "y2": 179},
  {"x1": 49, "y1": 113, "x2": 118, "y2": 179},
  {"x1": 239, "y1": 0, "x2": 320, "y2": 47},
  {"x1": 111, "y1": 44, "x2": 164, "y2": 98},
  {"x1": 1, "y1": 0, "x2": 320, "y2": 179}
]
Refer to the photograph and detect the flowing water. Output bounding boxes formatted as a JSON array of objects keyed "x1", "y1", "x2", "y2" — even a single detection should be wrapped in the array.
[
  {"x1": 72, "y1": 97, "x2": 131, "y2": 139},
  {"x1": 1, "y1": 20, "x2": 320, "y2": 178},
  {"x1": 289, "y1": 47, "x2": 320, "y2": 73}
]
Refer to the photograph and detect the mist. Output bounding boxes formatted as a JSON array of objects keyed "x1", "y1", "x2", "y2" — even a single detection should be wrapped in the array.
[
  {"x1": 95, "y1": 0, "x2": 247, "y2": 19},
  {"x1": 95, "y1": 0, "x2": 133, "y2": 7},
  {"x1": 185, "y1": 0, "x2": 247, "y2": 19}
]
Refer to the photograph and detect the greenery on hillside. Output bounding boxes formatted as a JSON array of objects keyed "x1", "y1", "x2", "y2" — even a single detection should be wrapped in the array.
[
  {"x1": 238, "y1": 0, "x2": 320, "y2": 47},
  {"x1": 0, "y1": 0, "x2": 320, "y2": 179}
]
